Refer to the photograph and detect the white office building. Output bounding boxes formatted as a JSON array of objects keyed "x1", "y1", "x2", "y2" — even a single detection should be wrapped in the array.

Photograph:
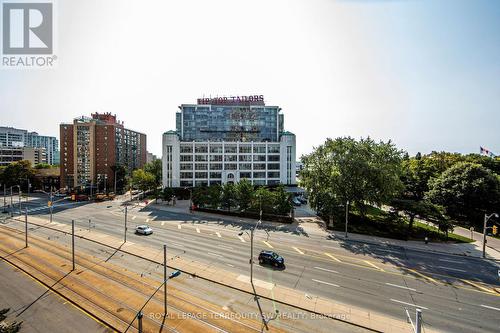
[{"x1": 162, "y1": 96, "x2": 296, "y2": 188}]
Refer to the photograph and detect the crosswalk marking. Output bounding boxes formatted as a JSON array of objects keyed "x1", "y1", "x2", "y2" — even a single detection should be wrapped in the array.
[
  {"x1": 237, "y1": 235, "x2": 246, "y2": 242},
  {"x1": 324, "y1": 253, "x2": 341, "y2": 262},
  {"x1": 216, "y1": 232, "x2": 221, "y2": 238},
  {"x1": 364, "y1": 260, "x2": 384, "y2": 271},
  {"x1": 178, "y1": 224, "x2": 181, "y2": 229},
  {"x1": 161, "y1": 221, "x2": 165, "y2": 226},
  {"x1": 196, "y1": 227, "x2": 200, "y2": 233},
  {"x1": 132, "y1": 216, "x2": 136, "y2": 220},
  {"x1": 145, "y1": 218, "x2": 149, "y2": 222},
  {"x1": 263, "y1": 241, "x2": 273, "y2": 248},
  {"x1": 292, "y1": 246, "x2": 304, "y2": 255}
]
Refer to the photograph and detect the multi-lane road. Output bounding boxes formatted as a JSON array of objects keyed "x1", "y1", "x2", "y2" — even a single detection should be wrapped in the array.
[{"x1": 2, "y1": 194, "x2": 500, "y2": 332}]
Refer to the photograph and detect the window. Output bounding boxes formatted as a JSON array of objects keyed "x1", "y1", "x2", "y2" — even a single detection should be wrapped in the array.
[
  {"x1": 210, "y1": 146, "x2": 223, "y2": 153},
  {"x1": 268, "y1": 155, "x2": 280, "y2": 162},
  {"x1": 210, "y1": 155, "x2": 222, "y2": 161},
  {"x1": 268, "y1": 172, "x2": 280, "y2": 178},
  {"x1": 225, "y1": 145, "x2": 237, "y2": 153},
  {"x1": 195, "y1": 145, "x2": 208, "y2": 153},
  {"x1": 240, "y1": 172, "x2": 251, "y2": 179},
  {"x1": 180, "y1": 146, "x2": 192, "y2": 153},
  {"x1": 253, "y1": 172, "x2": 266, "y2": 178},
  {"x1": 210, "y1": 172, "x2": 222, "y2": 178},
  {"x1": 239, "y1": 163, "x2": 252, "y2": 170},
  {"x1": 239, "y1": 155, "x2": 252, "y2": 162},
  {"x1": 180, "y1": 172, "x2": 193, "y2": 179},
  {"x1": 253, "y1": 155, "x2": 266, "y2": 162},
  {"x1": 211, "y1": 163, "x2": 223, "y2": 170},
  {"x1": 224, "y1": 155, "x2": 237, "y2": 162},
  {"x1": 181, "y1": 155, "x2": 193, "y2": 162},
  {"x1": 180, "y1": 180, "x2": 193, "y2": 187},
  {"x1": 239, "y1": 146, "x2": 252, "y2": 153},
  {"x1": 268, "y1": 146, "x2": 280, "y2": 154},
  {"x1": 268, "y1": 163, "x2": 280, "y2": 170},
  {"x1": 195, "y1": 155, "x2": 208, "y2": 162},
  {"x1": 253, "y1": 146, "x2": 266, "y2": 154},
  {"x1": 225, "y1": 163, "x2": 237, "y2": 170},
  {"x1": 180, "y1": 163, "x2": 193, "y2": 170},
  {"x1": 195, "y1": 172, "x2": 208, "y2": 178},
  {"x1": 254, "y1": 163, "x2": 266, "y2": 170},
  {"x1": 195, "y1": 163, "x2": 208, "y2": 170}
]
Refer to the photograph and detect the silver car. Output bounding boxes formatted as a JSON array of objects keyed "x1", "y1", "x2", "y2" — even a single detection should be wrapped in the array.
[{"x1": 135, "y1": 225, "x2": 153, "y2": 235}]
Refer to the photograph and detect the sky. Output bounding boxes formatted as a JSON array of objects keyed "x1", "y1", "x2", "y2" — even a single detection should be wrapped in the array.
[{"x1": 1, "y1": 0, "x2": 499, "y2": 158}]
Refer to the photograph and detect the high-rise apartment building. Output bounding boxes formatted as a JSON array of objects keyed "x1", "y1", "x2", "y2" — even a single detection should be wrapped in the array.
[
  {"x1": 0, "y1": 146, "x2": 47, "y2": 166},
  {"x1": 0, "y1": 126, "x2": 59, "y2": 165},
  {"x1": 162, "y1": 95, "x2": 296, "y2": 188},
  {"x1": 59, "y1": 113, "x2": 147, "y2": 191}
]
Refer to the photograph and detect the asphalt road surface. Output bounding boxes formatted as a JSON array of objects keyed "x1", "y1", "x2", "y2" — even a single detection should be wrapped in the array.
[{"x1": 3, "y1": 194, "x2": 500, "y2": 333}]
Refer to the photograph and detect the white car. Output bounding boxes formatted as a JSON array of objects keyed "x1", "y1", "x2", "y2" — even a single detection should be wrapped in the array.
[{"x1": 135, "y1": 225, "x2": 153, "y2": 235}]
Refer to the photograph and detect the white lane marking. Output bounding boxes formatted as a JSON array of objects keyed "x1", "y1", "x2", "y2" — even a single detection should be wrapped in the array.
[
  {"x1": 325, "y1": 253, "x2": 342, "y2": 262},
  {"x1": 314, "y1": 267, "x2": 339, "y2": 274},
  {"x1": 390, "y1": 299, "x2": 428, "y2": 310},
  {"x1": 238, "y1": 235, "x2": 246, "y2": 242},
  {"x1": 161, "y1": 221, "x2": 165, "y2": 226},
  {"x1": 152, "y1": 216, "x2": 157, "y2": 220},
  {"x1": 218, "y1": 245, "x2": 234, "y2": 250},
  {"x1": 292, "y1": 246, "x2": 304, "y2": 255},
  {"x1": 321, "y1": 245, "x2": 340, "y2": 249},
  {"x1": 196, "y1": 227, "x2": 200, "y2": 233},
  {"x1": 184, "y1": 236, "x2": 195, "y2": 241},
  {"x1": 226, "y1": 263, "x2": 235, "y2": 268},
  {"x1": 216, "y1": 232, "x2": 221, "y2": 238},
  {"x1": 170, "y1": 242, "x2": 185, "y2": 248},
  {"x1": 312, "y1": 279, "x2": 339, "y2": 287},
  {"x1": 132, "y1": 216, "x2": 136, "y2": 220},
  {"x1": 364, "y1": 260, "x2": 385, "y2": 271},
  {"x1": 480, "y1": 304, "x2": 500, "y2": 312},
  {"x1": 178, "y1": 224, "x2": 182, "y2": 229},
  {"x1": 438, "y1": 258, "x2": 464, "y2": 264},
  {"x1": 145, "y1": 218, "x2": 149, "y2": 222},
  {"x1": 385, "y1": 283, "x2": 417, "y2": 292},
  {"x1": 208, "y1": 252, "x2": 223, "y2": 258},
  {"x1": 438, "y1": 266, "x2": 466, "y2": 272},
  {"x1": 263, "y1": 241, "x2": 273, "y2": 249}
]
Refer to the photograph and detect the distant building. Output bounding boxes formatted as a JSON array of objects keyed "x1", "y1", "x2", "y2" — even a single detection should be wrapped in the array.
[
  {"x1": 162, "y1": 95, "x2": 296, "y2": 187},
  {"x1": 146, "y1": 152, "x2": 157, "y2": 163},
  {"x1": 0, "y1": 126, "x2": 59, "y2": 165},
  {"x1": 59, "y1": 113, "x2": 147, "y2": 191},
  {"x1": 0, "y1": 146, "x2": 47, "y2": 166}
]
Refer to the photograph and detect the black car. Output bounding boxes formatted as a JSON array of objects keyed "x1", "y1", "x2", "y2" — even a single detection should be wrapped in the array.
[{"x1": 258, "y1": 250, "x2": 285, "y2": 267}]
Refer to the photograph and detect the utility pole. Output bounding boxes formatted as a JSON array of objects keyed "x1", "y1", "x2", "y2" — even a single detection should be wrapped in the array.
[
  {"x1": 164, "y1": 244, "x2": 167, "y2": 316},
  {"x1": 71, "y1": 219, "x2": 75, "y2": 271},
  {"x1": 104, "y1": 174, "x2": 107, "y2": 193},
  {"x1": 124, "y1": 206, "x2": 128, "y2": 242},
  {"x1": 25, "y1": 208, "x2": 28, "y2": 248},
  {"x1": 345, "y1": 200, "x2": 349, "y2": 238},
  {"x1": 10, "y1": 186, "x2": 13, "y2": 217},
  {"x1": 482, "y1": 213, "x2": 498, "y2": 259},
  {"x1": 114, "y1": 168, "x2": 117, "y2": 194},
  {"x1": 18, "y1": 187, "x2": 21, "y2": 215},
  {"x1": 415, "y1": 308, "x2": 422, "y2": 333},
  {"x1": 49, "y1": 189, "x2": 53, "y2": 223},
  {"x1": 137, "y1": 311, "x2": 143, "y2": 333},
  {"x1": 3, "y1": 184, "x2": 5, "y2": 208}
]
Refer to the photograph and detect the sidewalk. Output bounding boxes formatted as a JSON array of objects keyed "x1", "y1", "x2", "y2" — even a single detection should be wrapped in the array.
[{"x1": 16, "y1": 214, "x2": 430, "y2": 333}]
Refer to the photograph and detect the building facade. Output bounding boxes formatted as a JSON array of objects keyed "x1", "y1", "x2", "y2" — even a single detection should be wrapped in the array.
[
  {"x1": 59, "y1": 113, "x2": 147, "y2": 191},
  {"x1": 163, "y1": 96, "x2": 296, "y2": 187},
  {"x1": 0, "y1": 126, "x2": 59, "y2": 165},
  {"x1": 0, "y1": 146, "x2": 47, "y2": 166}
]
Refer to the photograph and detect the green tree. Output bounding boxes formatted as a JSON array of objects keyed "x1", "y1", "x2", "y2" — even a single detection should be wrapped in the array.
[
  {"x1": 426, "y1": 162, "x2": 500, "y2": 229},
  {"x1": 390, "y1": 199, "x2": 444, "y2": 236},
  {"x1": 144, "y1": 159, "x2": 162, "y2": 188},
  {"x1": 251, "y1": 187, "x2": 276, "y2": 214},
  {"x1": 220, "y1": 183, "x2": 236, "y2": 211},
  {"x1": 110, "y1": 164, "x2": 127, "y2": 194},
  {"x1": 0, "y1": 160, "x2": 34, "y2": 189},
  {"x1": 162, "y1": 187, "x2": 175, "y2": 203},
  {"x1": 131, "y1": 169, "x2": 155, "y2": 192},
  {"x1": 274, "y1": 185, "x2": 292, "y2": 216},
  {"x1": 300, "y1": 137, "x2": 404, "y2": 226},
  {"x1": 235, "y1": 179, "x2": 253, "y2": 211}
]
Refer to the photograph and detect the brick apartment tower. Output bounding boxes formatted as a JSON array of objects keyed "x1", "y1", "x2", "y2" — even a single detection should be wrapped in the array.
[{"x1": 60, "y1": 113, "x2": 147, "y2": 191}]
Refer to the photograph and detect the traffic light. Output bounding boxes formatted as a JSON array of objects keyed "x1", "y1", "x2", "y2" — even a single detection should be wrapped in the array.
[{"x1": 493, "y1": 225, "x2": 498, "y2": 235}]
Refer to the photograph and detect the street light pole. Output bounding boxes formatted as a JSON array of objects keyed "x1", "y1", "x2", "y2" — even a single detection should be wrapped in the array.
[
  {"x1": 71, "y1": 219, "x2": 75, "y2": 271},
  {"x1": 49, "y1": 189, "x2": 53, "y2": 223},
  {"x1": 3, "y1": 184, "x2": 5, "y2": 208},
  {"x1": 24, "y1": 208, "x2": 28, "y2": 248},
  {"x1": 345, "y1": 200, "x2": 349, "y2": 239},
  {"x1": 114, "y1": 168, "x2": 117, "y2": 194},
  {"x1": 483, "y1": 213, "x2": 499, "y2": 258},
  {"x1": 10, "y1": 186, "x2": 13, "y2": 217},
  {"x1": 164, "y1": 244, "x2": 167, "y2": 316},
  {"x1": 124, "y1": 206, "x2": 128, "y2": 243}
]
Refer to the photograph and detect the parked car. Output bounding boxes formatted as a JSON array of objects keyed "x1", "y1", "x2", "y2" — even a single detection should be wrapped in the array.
[
  {"x1": 292, "y1": 197, "x2": 301, "y2": 206},
  {"x1": 298, "y1": 196, "x2": 308, "y2": 204},
  {"x1": 135, "y1": 225, "x2": 153, "y2": 235},
  {"x1": 258, "y1": 250, "x2": 285, "y2": 268}
]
